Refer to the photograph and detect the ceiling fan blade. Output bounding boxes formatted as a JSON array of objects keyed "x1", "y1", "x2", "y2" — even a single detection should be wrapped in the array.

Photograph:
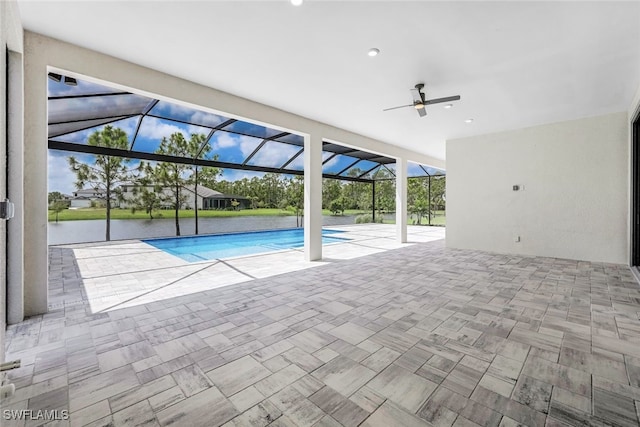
[
  {"x1": 383, "y1": 104, "x2": 413, "y2": 111},
  {"x1": 423, "y1": 95, "x2": 461, "y2": 105},
  {"x1": 417, "y1": 107, "x2": 427, "y2": 117},
  {"x1": 410, "y1": 88, "x2": 423, "y2": 105}
]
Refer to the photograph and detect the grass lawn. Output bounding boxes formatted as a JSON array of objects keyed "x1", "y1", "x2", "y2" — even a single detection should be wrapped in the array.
[
  {"x1": 382, "y1": 211, "x2": 446, "y2": 226},
  {"x1": 48, "y1": 208, "x2": 373, "y2": 222}
]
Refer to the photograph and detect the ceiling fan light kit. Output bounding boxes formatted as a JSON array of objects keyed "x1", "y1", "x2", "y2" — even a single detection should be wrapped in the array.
[{"x1": 384, "y1": 83, "x2": 461, "y2": 118}]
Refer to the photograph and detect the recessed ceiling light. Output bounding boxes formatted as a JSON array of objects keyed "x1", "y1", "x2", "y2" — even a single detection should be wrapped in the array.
[
  {"x1": 368, "y1": 48, "x2": 380, "y2": 57},
  {"x1": 291, "y1": 0, "x2": 303, "y2": 6},
  {"x1": 444, "y1": 104, "x2": 453, "y2": 109},
  {"x1": 465, "y1": 118, "x2": 474, "y2": 123}
]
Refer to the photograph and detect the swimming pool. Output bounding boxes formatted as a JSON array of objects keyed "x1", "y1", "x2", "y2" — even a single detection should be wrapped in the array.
[{"x1": 143, "y1": 228, "x2": 350, "y2": 262}]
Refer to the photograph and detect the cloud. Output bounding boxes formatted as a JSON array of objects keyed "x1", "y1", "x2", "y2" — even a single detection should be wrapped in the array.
[
  {"x1": 190, "y1": 110, "x2": 227, "y2": 128},
  {"x1": 211, "y1": 132, "x2": 262, "y2": 156},
  {"x1": 238, "y1": 136, "x2": 263, "y2": 157},
  {"x1": 138, "y1": 117, "x2": 188, "y2": 140},
  {"x1": 211, "y1": 132, "x2": 238, "y2": 149},
  {"x1": 249, "y1": 142, "x2": 300, "y2": 168},
  {"x1": 287, "y1": 153, "x2": 305, "y2": 170},
  {"x1": 221, "y1": 169, "x2": 264, "y2": 181},
  {"x1": 137, "y1": 117, "x2": 210, "y2": 142},
  {"x1": 152, "y1": 102, "x2": 228, "y2": 129},
  {"x1": 323, "y1": 155, "x2": 339, "y2": 169},
  {"x1": 48, "y1": 151, "x2": 81, "y2": 194},
  {"x1": 276, "y1": 149, "x2": 333, "y2": 171}
]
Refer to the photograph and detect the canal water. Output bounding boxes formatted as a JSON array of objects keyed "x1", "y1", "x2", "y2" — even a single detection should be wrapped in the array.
[{"x1": 48, "y1": 215, "x2": 367, "y2": 245}]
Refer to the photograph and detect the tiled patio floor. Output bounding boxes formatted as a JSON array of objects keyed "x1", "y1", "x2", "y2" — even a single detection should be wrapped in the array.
[{"x1": 3, "y1": 225, "x2": 640, "y2": 426}]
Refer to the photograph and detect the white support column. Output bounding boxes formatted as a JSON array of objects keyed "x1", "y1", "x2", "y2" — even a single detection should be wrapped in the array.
[
  {"x1": 22, "y1": 37, "x2": 48, "y2": 316},
  {"x1": 396, "y1": 157, "x2": 408, "y2": 243},
  {"x1": 304, "y1": 133, "x2": 323, "y2": 261},
  {"x1": 7, "y1": 50, "x2": 24, "y2": 323}
]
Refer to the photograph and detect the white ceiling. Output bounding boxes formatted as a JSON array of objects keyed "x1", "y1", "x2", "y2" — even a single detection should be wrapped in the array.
[{"x1": 17, "y1": 1, "x2": 640, "y2": 161}]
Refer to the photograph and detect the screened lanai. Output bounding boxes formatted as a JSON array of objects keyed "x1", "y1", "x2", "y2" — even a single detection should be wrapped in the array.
[{"x1": 47, "y1": 74, "x2": 445, "y2": 184}]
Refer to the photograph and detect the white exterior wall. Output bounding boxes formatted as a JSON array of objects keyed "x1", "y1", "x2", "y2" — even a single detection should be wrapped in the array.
[
  {"x1": 446, "y1": 112, "x2": 629, "y2": 264},
  {"x1": 118, "y1": 187, "x2": 203, "y2": 210},
  {"x1": 1, "y1": 0, "x2": 24, "y2": 336},
  {"x1": 69, "y1": 199, "x2": 92, "y2": 209}
]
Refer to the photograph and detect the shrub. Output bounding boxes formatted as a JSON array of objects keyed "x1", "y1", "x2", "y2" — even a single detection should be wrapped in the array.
[
  {"x1": 329, "y1": 199, "x2": 344, "y2": 215},
  {"x1": 355, "y1": 214, "x2": 383, "y2": 224}
]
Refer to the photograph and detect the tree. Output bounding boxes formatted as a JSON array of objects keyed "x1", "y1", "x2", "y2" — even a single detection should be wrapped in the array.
[
  {"x1": 48, "y1": 191, "x2": 68, "y2": 222},
  {"x1": 329, "y1": 197, "x2": 345, "y2": 215},
  {"x1": 357, "y1": 183, "x2": 373, "y2": 212},
  {"x1": 155, "y1": 132, "x2": 208, "y2": 236},
  {"x1": 129, "y1": 162, "x2": 164, "y2": 219},
  {"x1": 133, "y1": 187, "x2": 164, "y2": 219},
  {"x1": 374, "y1": 168, "x2": 396, "y2": 215},
  {"x1": 408, "y1": 177, "x2": 428, "y2": 224},
  {"x1": 322, "y1": 179, "x2": 342, "y2": 209},
  {"x1": 196, "y1": 166, "x2": 223, "y2": 190},
  {"x1": 281, "y1": 176, "x2": 304, "y2": 227},
  {"x1": 261, "y1": 173, "x2": 285, "y2": 208},
  {"x1": 50, "y1": 200, "x2": 67, "y2": 223},
  {"x1": 410, "y1": 197, "x2": 430, "y2": 225},
  {"x1": 230, "y1": 199, "x2": 240, "y2": 210},
  {"x1": 48, "y1": 191, "x2": 64, "y2": 205},
  {"x1": 430, "y1": 176, "x2": 446, "y2": 212},
  {"x1": 249, "y1": 196, "x2": 259, "y2": 209},
  {"x1": 68, "y1": 126, "x2": 131, "y2": 241}
]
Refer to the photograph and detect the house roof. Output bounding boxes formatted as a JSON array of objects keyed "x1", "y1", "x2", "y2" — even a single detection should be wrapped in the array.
[
  {"x1": 182, "y1": 185, "x2": 223, "y2": 198},
  {"x1": 73, "y1": 189, "x2": 105, "y2": 198},
  {"x1": 206, "y1": 194, "x2": 250, "y2": 201}
]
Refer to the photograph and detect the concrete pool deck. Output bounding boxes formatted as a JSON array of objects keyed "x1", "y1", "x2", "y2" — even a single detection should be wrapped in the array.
[
  {"x1": 5, "y1": 224, "x2": 640, "y2": 426},
  {"x1": 48, "y1": 225, "x2": 446, "y2": 314}
]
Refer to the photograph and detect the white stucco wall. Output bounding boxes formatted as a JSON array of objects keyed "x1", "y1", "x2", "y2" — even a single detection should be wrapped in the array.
[
  {"x1": 1, "y1": 0, "x2": 24, "y2": 347},
  {"x1": 446, "y1": 112, "x2": 629, "y2": 264}
]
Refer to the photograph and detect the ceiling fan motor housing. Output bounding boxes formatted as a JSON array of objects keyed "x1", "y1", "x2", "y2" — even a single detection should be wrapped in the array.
[{"x1": 382, "y1": 83, "x2": 459, "y2": 117}]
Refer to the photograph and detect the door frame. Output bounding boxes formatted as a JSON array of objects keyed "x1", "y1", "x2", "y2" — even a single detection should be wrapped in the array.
[{"x1": 631, "y1": 107, "x2": 640, "y2": 266}]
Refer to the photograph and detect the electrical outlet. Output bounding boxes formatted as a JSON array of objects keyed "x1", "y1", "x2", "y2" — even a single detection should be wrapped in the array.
[{"x1": 515, "y1": 235, "x2": 521, "y2": 243}]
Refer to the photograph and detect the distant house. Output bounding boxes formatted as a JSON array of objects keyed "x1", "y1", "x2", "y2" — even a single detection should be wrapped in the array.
[
  {"x1": 186, "y1": 185, "x2": 251, "y2": 210},
  {"x1": 70, "y1": 188, "x2": 105, "y2": 208},
  {"x1": 119, "y1": 184, "x2": 250, "y2": 210}
]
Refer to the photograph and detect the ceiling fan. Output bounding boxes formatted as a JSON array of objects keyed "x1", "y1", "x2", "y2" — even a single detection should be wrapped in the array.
[{"x1": 383, "y1": 83, "x2": 461, "y2": 117}]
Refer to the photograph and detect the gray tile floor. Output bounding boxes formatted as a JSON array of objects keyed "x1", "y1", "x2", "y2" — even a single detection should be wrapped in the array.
[{"x1": 3, "y1": 225, "x2": 640, "y2": 426}]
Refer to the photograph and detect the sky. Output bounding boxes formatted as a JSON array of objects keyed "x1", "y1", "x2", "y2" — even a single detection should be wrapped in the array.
[{"x1": 47, "y1": 76, "x2": 440, "y2": 194}]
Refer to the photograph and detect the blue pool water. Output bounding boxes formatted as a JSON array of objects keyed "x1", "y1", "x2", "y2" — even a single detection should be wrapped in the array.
[{"x1": 143, "y1": 228, "x2": 350, "y2": 262}]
